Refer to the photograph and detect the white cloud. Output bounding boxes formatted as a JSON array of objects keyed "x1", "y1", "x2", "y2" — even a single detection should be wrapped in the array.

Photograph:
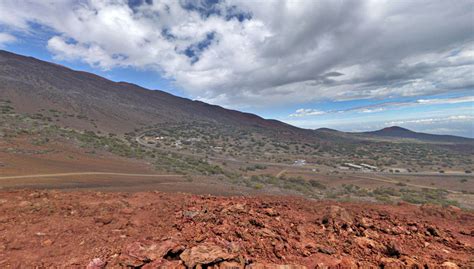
[
  {"x1": 0, "y1": 32, "x2": 16, "y2": 47},
  {"x1": 288, "y1": 94, "x2": 474, "y2": 117},
  {"x1": 359, "y1": 108, "x2": 385, "y2": 113},
  {"x1": 0, "y1": 0, "x2": 472, "y2": 108},
  {"x1": 417, "y1": 96, "x2": 474, "y2": 105},
  {"x1": 290, "y1": 108, "x2": 326, "y2": 117},
  {"x1": 385, "y1": 115, "x2": 474, "y2": 126}
]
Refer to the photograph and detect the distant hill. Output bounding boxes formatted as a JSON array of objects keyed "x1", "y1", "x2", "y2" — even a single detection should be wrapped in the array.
[{"x1": 363, "y1": 126, "x2": 473, "y2": 144}]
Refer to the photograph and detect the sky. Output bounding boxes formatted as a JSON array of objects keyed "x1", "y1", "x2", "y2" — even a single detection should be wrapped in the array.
[{"x1": 0, "y1": 0, "x2": 473, "y2": 137}]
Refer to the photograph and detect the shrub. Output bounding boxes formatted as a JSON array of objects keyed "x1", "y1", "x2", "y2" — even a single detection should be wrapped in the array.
[{"x1": 309, "y1": 179, "x2": 326, "y2": 189}]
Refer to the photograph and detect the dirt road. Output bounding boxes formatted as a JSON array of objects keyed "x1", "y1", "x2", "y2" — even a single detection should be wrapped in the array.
[
  {"x1": 351, "y1": 174, "x2": 461, "y2": 193},
  {"x1": 0, "y1": 172, "x2": 182, "y2": 180}
]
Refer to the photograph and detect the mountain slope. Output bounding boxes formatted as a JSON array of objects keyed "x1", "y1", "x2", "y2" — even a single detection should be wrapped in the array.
[
  {"x1": 0, "y1": 50, "x2": 300, "y2": 135},
  {"x1": 364, "y1": 126, "x2": 473, "y2": 144},
  {"x1": 1, "y1": 50, "x2": 472, "y2": 146}
]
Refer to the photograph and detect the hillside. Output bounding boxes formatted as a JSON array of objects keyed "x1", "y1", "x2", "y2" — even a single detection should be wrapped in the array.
[
  {"x1": 0, "y1": 50, "x2": 300, "y2": 135},
  {"x1": 2, "y1": 50, "x2": 472, "y2": 146},
  {"x1": 1, "y1": 50, "x2": 473, "y2": 176}
]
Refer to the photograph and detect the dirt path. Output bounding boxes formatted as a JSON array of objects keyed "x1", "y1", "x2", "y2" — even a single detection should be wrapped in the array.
[
  {"x1": 276, "y1": 169, "x2": 287, "y2": 178},
  {"x1": 0, "y1": 172, "x2": 182, "y2": 180},
  {"x1": 352, "y1": 174, "x2": 460, "y2": 193}
]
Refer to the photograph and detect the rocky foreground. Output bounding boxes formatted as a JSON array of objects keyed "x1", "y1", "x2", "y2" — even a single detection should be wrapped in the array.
[{"x1": 0, "y1": 190, "x2": 473, "y2": 268}]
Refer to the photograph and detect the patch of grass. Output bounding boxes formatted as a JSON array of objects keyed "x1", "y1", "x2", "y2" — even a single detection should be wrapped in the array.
[{"x1": 399, "y1": 188, "x2": 459, "y2": 207}]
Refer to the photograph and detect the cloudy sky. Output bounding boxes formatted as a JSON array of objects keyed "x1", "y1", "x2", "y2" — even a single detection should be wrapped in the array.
[{"x1": 0, "y1": 0, "x2": 473, "y2": 137}]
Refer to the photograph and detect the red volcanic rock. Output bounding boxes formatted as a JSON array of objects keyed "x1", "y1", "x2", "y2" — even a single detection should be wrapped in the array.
[
  {"x1": 179, "y1": 243, "x2": 238, "y2": 268},
  {"x1": 119, "y1": 238, "x2": 184, "y2": 267},
  {"x1": 322, "y1": 205, "x2": 353, "y2": 228},
  {"x1": 86, "y1": 258, "x2": 106, "y2": 269},
  {"x1": 246, "y1": 263, "x2": 307, "y2": 269},
  {"x1": 0, "y1": 190, "x2": 472, "y2": 268},
  {"x1": 213, "y1": 261, "x2": 244, "y2": 269},
  {"x1": 141, "y1": 259, "x2": 186, "y2": 269}
]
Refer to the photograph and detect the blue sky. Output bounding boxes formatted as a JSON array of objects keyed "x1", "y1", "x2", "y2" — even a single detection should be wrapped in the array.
[{"x1": 0, "y1": 0, "x2": 472, "y2": 137}]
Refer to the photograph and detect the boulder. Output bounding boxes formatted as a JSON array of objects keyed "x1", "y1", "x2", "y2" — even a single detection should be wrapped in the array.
[
  {"x1": 180, "y1": 243, "x2": 237, "y2": 268},
  {"x1": 322, "y1": 206, "x2": 353, "y2": 228},
  {"x1": 119, "y1": 239, "x2": 184, "y2": 267}
]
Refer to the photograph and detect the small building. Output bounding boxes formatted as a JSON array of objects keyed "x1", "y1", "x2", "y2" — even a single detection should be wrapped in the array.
[
  {"x1": 212, "y1": 146, "x2": 223, "y2": 152},
  {"x1": 360, "y1": 163, "x2": 378, "y2": 170},
  {"x1": 293, "y1": 159, "x2": 306, "y2": 166},
  {"x1": 343, "y1": 163, "x2": 363, "y2": 170}
]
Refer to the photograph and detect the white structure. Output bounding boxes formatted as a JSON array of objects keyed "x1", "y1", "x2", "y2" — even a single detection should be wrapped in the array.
[
  {"x1": 343, "y1": 163, "x2": 363, "y2": 169},
  {"x1": 360, "y1": 163, "x2": 378, "y2": 170},
  {"x1": 294, "y1": 159, "x2": 306, "y2": 166}
]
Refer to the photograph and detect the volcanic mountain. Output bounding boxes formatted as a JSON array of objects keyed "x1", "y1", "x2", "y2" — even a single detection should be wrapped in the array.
[
  {"x1": 364, "y1": 126, "x2": 473, "y2": 144},
  {"x1": 0, "y1": 49, "x2": 472, "y2": 145},
  {"x1": 0, "y1": 50, "x2": 300, "y2": 135}
]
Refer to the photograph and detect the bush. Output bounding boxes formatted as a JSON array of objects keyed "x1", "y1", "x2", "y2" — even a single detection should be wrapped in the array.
[
  {"x1": 399, "y1": 188, "x2": 459, "y2": 207},
  {"x1": 309, "y1": 179, "x2": 326, "y2": 190}
]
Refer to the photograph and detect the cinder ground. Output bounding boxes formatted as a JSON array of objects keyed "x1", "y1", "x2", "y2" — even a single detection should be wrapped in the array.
[{"x1": 0, "y1": 190, "x2": 472, "y2": 268}]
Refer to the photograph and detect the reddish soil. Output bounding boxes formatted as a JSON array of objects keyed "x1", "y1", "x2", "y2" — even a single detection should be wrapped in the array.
[
  {"x1": 0, "y1": 190, "x2": 472, "y2": 268},
  {"x1": 0, "y1": 137, "x2": 155, "y2": 177}
]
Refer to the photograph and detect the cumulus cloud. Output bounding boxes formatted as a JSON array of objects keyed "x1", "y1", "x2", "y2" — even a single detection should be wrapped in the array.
[{"x1": 0, "y1": 0, "x2": 473, "y2": 108}]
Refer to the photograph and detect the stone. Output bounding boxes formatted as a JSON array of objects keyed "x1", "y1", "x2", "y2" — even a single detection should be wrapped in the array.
[
  {"x1": 440, "y1": 261, "x2": 459, "y2": 269},
  {"x1": 354, "y1": 237, "x2": 382, "y2": 251},
  {"x1": 222, "y1": 203, "x2": 246, "y2": 214},
  {"x1": 379, "y1": 257, "x2": 404, "y2": 269},
  {"x1": 385, "y1": 242, "x2": 402, "y2": 257},
  {"x1": 426, "y1": 226, "x2": 439, "y2": 237},
  {"x1": 180, "y1": 243, "x2": 237, "y2": 268},
  {"x1": 119, "y1": 239, "x2": 184, "y2": 267},
  {"x1": 246, "y1": 263, "x2": 307, "y2": 269},
  {"x1": 86, "y1": 258, "x2": 106, "y2": 269},
  {"x1": 94, "y1": 216, "x2": 113, "y2": 225},
  {"x1": 322, "y1": 206, "x2": 353, "y2": 228},
  {"x1": 18, "y1": 201, "x2": 32, "y2": 207},
  {"x1": 263, "y1": 208, "x2": 279, "y2": 217},
  {"x1": 142, "y1": 259, "x2": 185, "y2": 269},
  {"x1": 358, "y1": 217, "x2": 372, "y2": 228},
  {"x1": 216, "y1": 261, "x2": 245, "y2": 269}
]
